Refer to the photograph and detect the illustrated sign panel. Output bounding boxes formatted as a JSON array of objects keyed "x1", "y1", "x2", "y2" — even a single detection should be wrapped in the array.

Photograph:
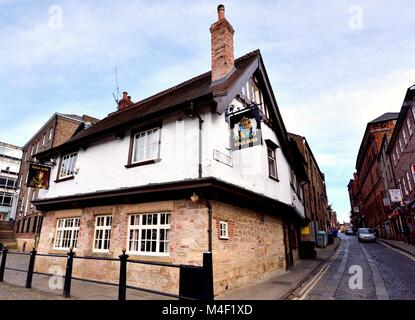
[
  {"x1": 230, "y1": 107, "x2": 262, "y2": 151},
  {"x1": 27, "y1": 163, "x2": 51, "y2": 189},
  {"x1": 389, "y1": 189, "x2": 403, "y2": 203}
]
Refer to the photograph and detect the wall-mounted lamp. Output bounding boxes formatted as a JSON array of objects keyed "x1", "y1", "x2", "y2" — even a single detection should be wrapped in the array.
[
  {"x1": 190, "y1": 192, "x2": 200, "y2": 202},
  {"x1": 116, "y1": 132, "x2": 125, "y2": 140}
]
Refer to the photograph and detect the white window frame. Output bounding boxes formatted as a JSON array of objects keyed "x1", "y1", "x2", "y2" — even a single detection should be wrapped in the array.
[
  {"x1": 219, "y1": 221, "x2": 229, "y2": 240},
  {"x1": 392, "y1": 152, "x2": 397, "y2": 166},
  {"x1": 127, "y1": 213, "x2": 171, "y2": 256},
  {"x1": 407, "y1": 117, "x2": 413, "y2": 136},
  {"x1": 406, "y1": 171, "x2": 413, "y2": 192},
  {"x1": 30, "y1": 190, "x2": 35, "y2": 208},
  {"x1": 403, "y1": 128, "x2": 408, "y2": 145},
  {"x1": 54, "y1": 217, "x2": 80, "y2": 250},
  {"x1": 132, "y1": 128, "x2": 161, "y2": 164},
  {"x1": 403, "y1": 177, "x2": 409, "y2": 196},
  {"x1": 268, "y1": 146, "x2": 278, "y2": 180},
  {"x1": 42, "y1": 134, "x2": 46, "y2": 146},
  {"x1": 49, "y1": 127, "x2": 54, "y2": 141},
  {"x1": 59, "y1": 152, "x2": 78, "y2": 179},
  {"x1": 93, "y1": 215, "x2": 112, "y2": 253}
]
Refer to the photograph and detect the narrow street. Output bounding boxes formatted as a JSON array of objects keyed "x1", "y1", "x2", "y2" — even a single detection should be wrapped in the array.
[{"x1": 289, "y1": 234, "x2": 415, "y2": 300}]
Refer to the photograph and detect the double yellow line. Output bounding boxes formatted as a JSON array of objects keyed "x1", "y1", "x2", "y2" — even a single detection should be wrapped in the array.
[{"x1": 291, "y1": 241, "x2": 344, "y2": 300}]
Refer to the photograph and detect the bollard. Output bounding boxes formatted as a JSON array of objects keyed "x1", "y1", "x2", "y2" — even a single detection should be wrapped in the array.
[
  {"x1": 118, "y1": 249, "x2": 129, "y2": 301},
  {"x1": 25, "y1": 247, "x2": 37, "y2": 288},
  {"x1": 63, "y1": 248, "x2": 75, "y2": 298},
  {"x1": 0, "y1": 246, "x2": 8, "y2": 282},
  {"x1": 202, "y1": 252, "x2": 214, "y2": 301}
]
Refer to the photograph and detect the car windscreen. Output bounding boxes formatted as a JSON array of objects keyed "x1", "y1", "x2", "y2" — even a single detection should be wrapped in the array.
[{"x1": 359, "y1": 229, "x2": 370, "y2": 234}]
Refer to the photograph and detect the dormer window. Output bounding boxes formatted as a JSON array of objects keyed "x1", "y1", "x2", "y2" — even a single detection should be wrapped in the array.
[
  {"x1": 241, "y1": 79, "x2": 269, "y2": 119},
  {"x1": 58, "y1": 152, "x2": 78, "y2": 180}
]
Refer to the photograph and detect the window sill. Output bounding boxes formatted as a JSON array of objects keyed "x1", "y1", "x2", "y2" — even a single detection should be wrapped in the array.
[
  {"x1": 125, "y1": 159, "x2": 161, "y2": 169},
  {"x1": 54, "y1": 176, "x2": 75, "y2": 183},
  {"x1": 88, "y1": 252, "x2": 111, "y2": 258},
  {"x1": 127, "y1": 254, "x2": 173, "y2": 263},
  {"x1": 220, "y1": 237, "x2": 229, "y2": 241},
  {"x1": 48, "y1": 249, "x2": 71, "y2": 255},
  {"x1": 269, "y1": 176, "x2": 280, "y2": 182}
]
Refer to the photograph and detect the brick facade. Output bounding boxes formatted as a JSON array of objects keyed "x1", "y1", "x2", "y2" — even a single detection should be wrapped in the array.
[
  {"x1": 35, "y1": 199, "x2": 286, "y2": 296},
  {"x1": 288, "y1": 133, "x2": 329, "y2": 237},
  {"x1": 387, "y1": 94, "x2": 415, "y2": 243},
  {"x1": 351, "y1": 114, "x2": 398, "y2": 230}
]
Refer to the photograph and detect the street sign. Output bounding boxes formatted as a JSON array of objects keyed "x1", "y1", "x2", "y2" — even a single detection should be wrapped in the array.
[
  {"x1": 389, "y1": 189, "x2": 403, "y2": 203},
  {"x1": 301, "y1": 226, "x2": 310, "y2": 236},
  {"x1": 213, "y1": 149, "x2": 233, "y2": 167}
]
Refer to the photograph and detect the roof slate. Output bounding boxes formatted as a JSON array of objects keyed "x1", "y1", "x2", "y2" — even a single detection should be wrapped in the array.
[
  {"x1": 64, "y1": 50, "x2": 260, "y2": 146},
  {"x1": 369, "y1": 112, "x2": 399, "y2": 124}
]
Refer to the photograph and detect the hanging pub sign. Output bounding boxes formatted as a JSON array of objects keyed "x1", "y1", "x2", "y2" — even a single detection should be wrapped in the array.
[
  {"x1": 230, "y1": 107, "x2": 262, "y2": 151},
  {"x1": 27, "y1": 163, "x2": 51, "y2": 189}
]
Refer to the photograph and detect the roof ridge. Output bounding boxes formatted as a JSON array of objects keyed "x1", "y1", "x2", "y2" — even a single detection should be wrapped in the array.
[{"x1": 113, "y1": 49, "x2": 261, "y2": 116}]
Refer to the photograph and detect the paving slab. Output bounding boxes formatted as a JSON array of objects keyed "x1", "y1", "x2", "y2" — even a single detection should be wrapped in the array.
[{"x1": 218, "y1": 238, "x2": 341, "y2": 300}]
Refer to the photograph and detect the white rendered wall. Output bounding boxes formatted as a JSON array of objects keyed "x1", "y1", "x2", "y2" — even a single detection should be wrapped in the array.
[{"x1": 39, "y1": 99, "x2": 304, "y2": 215}]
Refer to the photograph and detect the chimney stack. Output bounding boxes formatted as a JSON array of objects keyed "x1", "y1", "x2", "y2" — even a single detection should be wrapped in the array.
[
  {"x1": 210, "y1": 4, "x2": 235, "y2": 84},
  {"x1": 118, "y1": 91, "x2": 134, "y2": 111}
]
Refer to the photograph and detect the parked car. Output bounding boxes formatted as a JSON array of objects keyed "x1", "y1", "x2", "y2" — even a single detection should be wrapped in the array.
[{"x1": 358, "y1": 228, "x2": 376, "y2": 243}]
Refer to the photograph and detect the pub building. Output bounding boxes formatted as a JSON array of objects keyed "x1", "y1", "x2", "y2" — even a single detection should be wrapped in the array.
[{"x1": 32, "y1": 5, "x2": 309, "y2": 296}]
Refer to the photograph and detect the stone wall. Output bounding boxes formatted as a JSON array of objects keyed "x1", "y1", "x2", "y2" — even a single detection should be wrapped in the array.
[
  {"x1": 35, "y1": 199, "x2": 287, "y2": 296},
  {"x1": 210, "y1": 201, "x2": 286, "y2": 296}
]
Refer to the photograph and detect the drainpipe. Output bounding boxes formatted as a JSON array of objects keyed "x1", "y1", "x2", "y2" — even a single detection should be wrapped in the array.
[
  {"x1": 206, "y1": 199, "x2": 213, "y2": 252},
  {"x1": 187, "y1": 103, "x2": 211, "y2": 251},
  {"x1": 188, "y1": 102, "x2": 204, "y2": 179}
]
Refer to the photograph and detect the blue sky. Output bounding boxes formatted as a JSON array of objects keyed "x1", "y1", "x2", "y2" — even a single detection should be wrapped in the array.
[{"x1": 1, "y1": 0, "x2": 415, "y2": 223}]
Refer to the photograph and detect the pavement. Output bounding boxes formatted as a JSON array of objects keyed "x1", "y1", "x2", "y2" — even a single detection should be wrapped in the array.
[
  {"x1": 218, "y1": 237, "x2": 341, "y2": 300},
  {"x1": 288, "y1": 234, "x2": 415, "y2": 300},
  {"x1": 377, "y1": 238, "x2": 415, "y2": 257},
  {"x1": 0, "y1": 253, "x2": 173, "y2": 300},
  {"x1": 1, "y1": 240, "x2": 341, "y2": 301},
  {"x1": 3, "y1": 235, "x2": 413, "y2": 301}
]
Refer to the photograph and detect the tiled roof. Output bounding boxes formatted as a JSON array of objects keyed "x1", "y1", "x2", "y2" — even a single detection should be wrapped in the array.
[
  {"x1": 64, "y1": 50, "x2": 260, "y2": 146},
  {"x1": 369, "y1": 113, "x2": 399, "y2": 124}
]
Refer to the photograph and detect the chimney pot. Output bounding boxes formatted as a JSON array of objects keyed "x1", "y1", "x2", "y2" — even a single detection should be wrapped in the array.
[{"x1": 217, "y1": 4, "x2": 225, "y2": 20}]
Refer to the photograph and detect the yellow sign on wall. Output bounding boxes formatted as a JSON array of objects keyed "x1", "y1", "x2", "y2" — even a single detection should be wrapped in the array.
[{"x1": 301, "y1": 227, "x2": 310, "y2": 236}]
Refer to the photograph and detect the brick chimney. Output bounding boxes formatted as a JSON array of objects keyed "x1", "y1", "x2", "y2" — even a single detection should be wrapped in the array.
[
  {"x1": 118, "y1": 91, "x2": 134, "y2": 111},
  {"x1": 210, "y1": 4, "x2": 235, "y2": 83}
]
